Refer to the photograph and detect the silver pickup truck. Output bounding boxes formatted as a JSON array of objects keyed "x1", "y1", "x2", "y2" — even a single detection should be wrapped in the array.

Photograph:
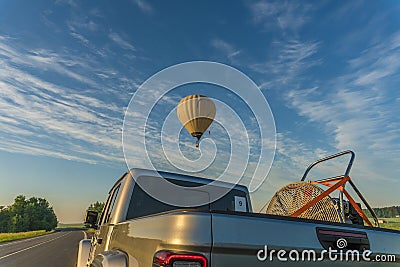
[{"x1": 77, "y1": 166, "x2": 400, "y2": 267}]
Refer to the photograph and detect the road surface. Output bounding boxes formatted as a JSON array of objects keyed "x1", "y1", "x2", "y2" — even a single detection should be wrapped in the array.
[{"x1": 0, "y1": 230, "x2": 84, "y2": 267}]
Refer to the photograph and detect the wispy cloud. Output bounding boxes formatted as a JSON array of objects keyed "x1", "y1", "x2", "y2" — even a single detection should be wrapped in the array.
[
  {"x1": 350, "y1": 31, "x2": 400, "y2": 86},
  {"x1": 70, "y1": 31, "x2": 90, "y2": 46},
  {"x1": 132, "y1": 0, "x2": 154, "y2": 14},
  {"x1": 248, "y1": 28, "x2": 400, "y2": 208},
  {"x1": 0, "y1": 34, "x2": 134, "y2": 166},
  {"x1": 288, "y1": 33, "x2": 400, "y2": 158},
  {"x1": 251, "y1": 39, "x2": 321, "y2": 89},
  {"x1": 108, "y1": 31, "x2": 136, "y2": 51},
  {"x1": 282, "y1": 31, "x2": 400, "y2": 205},
  {"x1": 249, "y1": 1, "x2": 313, "y2": 32},
  {"x1": 69, "y1": 31, "x2": 106, "y2": 57},
  {"x1": 55, "y1": 0, "x2": 78, "y2": 8},
  {"x1": 211, "y1": 39, "x2": 241, "y2": 63},
  {"x1": 68, "y1": 18, "x2": 98, "y2": 32}
]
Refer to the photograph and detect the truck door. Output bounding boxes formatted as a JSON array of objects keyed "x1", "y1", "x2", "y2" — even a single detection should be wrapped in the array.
[{"x1": 90, "y1": 180, "x2": 123, "y2": 260}]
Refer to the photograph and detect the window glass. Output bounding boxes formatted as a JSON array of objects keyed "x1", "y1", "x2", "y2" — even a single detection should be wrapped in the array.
[
  {"x1": 126, "y1": 177, "x2": 248, "y2": 220},
  {"x1": 102, "y1": 184, "x2": 121, "y2": 224},
  {"x1": 98, "y1": 192, "x2": 113, "y2": 225}
]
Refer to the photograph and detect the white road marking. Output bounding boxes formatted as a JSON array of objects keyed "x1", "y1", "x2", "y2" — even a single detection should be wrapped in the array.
[
  {"x1": 0, "y1": 233, "x2": 54, "y2": 248},
  {"x1": 0, "y1": 232, "x2": 70, "y2": 261},
  {"x1": 83, "y1": 231, "x2": 87, "y2": 239}
]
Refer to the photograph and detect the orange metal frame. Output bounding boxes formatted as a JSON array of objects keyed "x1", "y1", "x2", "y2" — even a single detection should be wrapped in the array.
[{"x1": 290, "y1": 176, "x2": 374, "y2": 227}]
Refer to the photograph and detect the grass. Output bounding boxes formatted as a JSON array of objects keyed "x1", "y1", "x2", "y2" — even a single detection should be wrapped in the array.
[
  {"x1": 368, "y1": 217, "x2": 400, "y2": 231},
  {"x1": 86, "y1": 228, "x2": 97, "y2": 234},
  {"x1": 0, "y1": 230, "x2": 54, "y2": 243},
  {"x1": 379, "y1": 217, "x2": 400, "y2": 231},
  {"x1": 57, "y1": 223, "x2": 85, "y2": 229}
]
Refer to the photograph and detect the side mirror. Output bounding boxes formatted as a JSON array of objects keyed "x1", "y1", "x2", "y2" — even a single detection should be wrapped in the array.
[{"x1": 85, "y1": 210, "x2": 99, "y2": 229}]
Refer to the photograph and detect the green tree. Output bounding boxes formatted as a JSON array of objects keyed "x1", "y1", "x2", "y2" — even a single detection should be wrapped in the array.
[
  {"x1": 9, "y1": 195, "x2": 29, "y2": 232},
  {"x1": 364, "y1": 206, "x2": 400, "y2": 218},
  {"x1": 87, "y1": 201, "x2": 105, "y2": 214},
  {"x1": 0, "y1": 195, "x2": 58, "y2": 233},
  {"x1": 85, "y1": 201, "x2": 105, "y2": 227},
  {"x1": 0, "y1": 207, "x2": 11, "y2": 232},
  {"x1": 24, "y1": 197, "x2": 58, "y2": 231}
]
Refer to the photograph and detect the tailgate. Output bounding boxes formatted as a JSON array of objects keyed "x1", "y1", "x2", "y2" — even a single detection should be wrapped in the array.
[{"x1": 211, "y1": 212, "x2": 400, "y2": 266}]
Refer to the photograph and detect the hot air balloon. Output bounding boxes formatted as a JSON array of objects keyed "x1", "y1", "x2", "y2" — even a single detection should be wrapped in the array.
[{"x1": 177, "y1": 95, "x2": 216, "y2": 147}]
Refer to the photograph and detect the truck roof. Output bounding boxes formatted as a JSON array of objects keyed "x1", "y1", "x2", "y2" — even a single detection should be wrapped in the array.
[{"x1": 126, "y1": 168, "x2": 249, "y2": 193}]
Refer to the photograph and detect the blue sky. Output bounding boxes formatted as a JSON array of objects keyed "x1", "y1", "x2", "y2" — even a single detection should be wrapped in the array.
[{"x1": 0, "y1": 0, "x2": 399, "y2": 223}]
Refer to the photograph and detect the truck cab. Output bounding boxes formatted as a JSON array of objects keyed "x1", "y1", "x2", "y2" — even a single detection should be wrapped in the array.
[{"x1": 79, "y1": 168, "x2": 251, "y2": 267}]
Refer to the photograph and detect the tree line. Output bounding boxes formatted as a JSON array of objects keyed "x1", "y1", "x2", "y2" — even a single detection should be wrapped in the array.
[
  {"x1": 85, "y1": 201, "x2": 105, "y2": 227},
  {"x1": 363, "y1": 206, "x2": 400, "y2": 218},
  {"x1": 0, "y1": 195, "x2": 58, "y2": 233},
  {"x1": 87, "y1": 201, "x2": 105, "y2": 214}
]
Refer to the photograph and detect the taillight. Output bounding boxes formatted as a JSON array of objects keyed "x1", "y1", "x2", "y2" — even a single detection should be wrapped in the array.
[{"x1": 153, "y1": 251, "x2": 207, "y2": 267}]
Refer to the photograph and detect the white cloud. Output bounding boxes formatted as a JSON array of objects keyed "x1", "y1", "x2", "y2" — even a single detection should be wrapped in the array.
[
  {"x1": 280, "y1": 31, "x2": 400, "y2": 206},
  {"x1": 349, "y1": 34, "x2": 400, "y2": 87},
  {"x1": 108, "y1": 32, "x2": 136, "y2": 51},
  {"x1": 55, "y1": 0, "x2": 78, "y2": 8},
  {"x1": 70, "y1": 32, "x2": 90, "y2": 46},
  {"x1": 251, "y1": 40, "x2": 321, "y2": 89},
  {"x1": 249, "y1": 1, "x2": 313, "y2": 32},
  {"x1": 0, "y1": 35, "x2": 131, "y2": 166},
  {"x1": 211, "y1": 39, "x2": 241, "y2": 63},
  {"x1": 69, "y1": 19, "x2": 98, "y2": 32},
  {"x1": 132, "y1": 0, "x2": 154, "y2": 14},
  {"x1": 250, "y1": 30, "x2": 400, "y2": 208}
]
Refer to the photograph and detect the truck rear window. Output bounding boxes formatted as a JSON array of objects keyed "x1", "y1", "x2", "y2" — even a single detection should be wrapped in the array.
[{"x1": 126, "y1": 177, "x2": 248, "y2": 220}]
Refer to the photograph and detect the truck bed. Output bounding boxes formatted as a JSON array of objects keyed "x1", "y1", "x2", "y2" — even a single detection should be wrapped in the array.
[
  {"x1": 108, "y1": 210, "x2": 400, "y2": 266},
  {"x1": 212, "y1": 211, "x2": 400, "y2": 266}
]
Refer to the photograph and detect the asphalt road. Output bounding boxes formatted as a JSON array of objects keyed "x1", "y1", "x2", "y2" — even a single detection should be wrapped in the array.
[{"x1": 0, "y1": 230, "x2": 85, "y2": 267}]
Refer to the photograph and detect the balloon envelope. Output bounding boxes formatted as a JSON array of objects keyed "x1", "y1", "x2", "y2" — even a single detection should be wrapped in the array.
[{"x1": 177, "y1": 95, "x2": 216, "y2": 145}]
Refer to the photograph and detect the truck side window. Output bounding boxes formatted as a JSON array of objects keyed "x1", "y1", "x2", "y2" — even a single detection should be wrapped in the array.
[
  {"x1": 126, "y1": 183, "x2": 179, "y2": 220},
  {"x1": 126, "y1": 176, "x2": 248, "y2": 220},
  {"x1": 101, "y1": 184, "x2": 121, "y2": 225},
  {"x1": 98, "y1": 189, "x2": 113, "y2": 226},
  {"x1": 126, "y1": 177, "x2": 209, "y2": 220}
]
